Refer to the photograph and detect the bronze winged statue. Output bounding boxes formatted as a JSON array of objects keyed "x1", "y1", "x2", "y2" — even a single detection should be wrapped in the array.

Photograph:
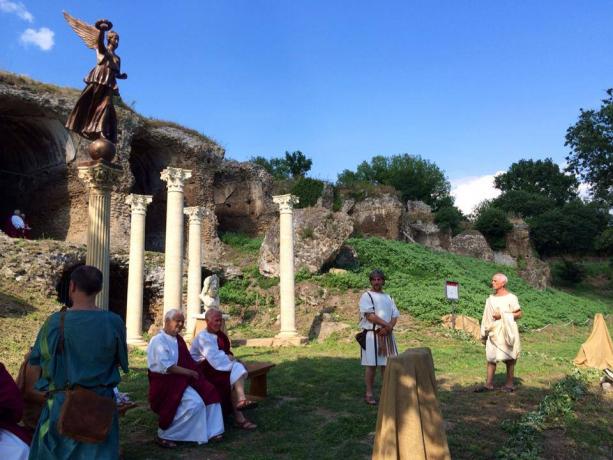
[{"x1": 63, "y1": 12, "x2": 127, "y2": 148}]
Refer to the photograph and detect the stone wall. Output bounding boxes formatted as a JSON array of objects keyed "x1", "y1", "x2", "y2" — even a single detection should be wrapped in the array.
[
  {"x1": 350, "y1": 194, "x2": 404, "y2": 239},
  {"x1": 213, "y1": 161, "x2": 275, "y2": 236}
]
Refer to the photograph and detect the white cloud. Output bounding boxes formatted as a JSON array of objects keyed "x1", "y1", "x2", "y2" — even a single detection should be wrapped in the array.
[
  {"x1": 451, "y1": 171, "x2": 504, "y2": 215},
  {"x1": 19, "y1": 27, "x2": 54, "y2": 51},
  {"x1": 0, "y1": 0, "x2": 33, "y2": 22}
]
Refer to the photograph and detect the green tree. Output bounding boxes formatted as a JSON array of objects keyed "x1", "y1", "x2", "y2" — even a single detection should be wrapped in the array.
[
  {"x1": 337, "y1": 154, "x2": 451, "y2": 208},
  {"x1": 251, "y1": 151, "x2": 313, "y2": 179},
  {"x1": 474, "y1": 207, "x2": 513, "y2": 250},
  {"x1": 565, "y1": 89, "x2": 613, "y2": 205},
  {"x1": 492, "y1": 190, "x2": 557, "y2": 218},
  {"x1": 494, "y1": 158, "x2": 578, "y2": 204},
  {"x1": 528, "y1": 201, "x2": 609, "y2": 256},
  {"x1": 250, "y1": 155, "x2": 290, "y2": 179},
  {"x1": 284, "y1": 150, "x2": 312, "y2": 178}
]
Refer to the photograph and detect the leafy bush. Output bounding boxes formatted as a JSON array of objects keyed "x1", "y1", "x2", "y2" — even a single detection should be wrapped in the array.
[
  {"x1": 474, "y1": 207, "x2": 513, "y2": 250},
  {"x1": 434, "y1": 206, "x2": 464, "y2": 235},
  {"x1": 312, "y1": 237, "x2": 606, "y2": 328},
  {"x1": 551, "y1": 260, "x2": 585, "y2": 285},
  {"x1": 528, "y1": 201, "x2": 609, "y2": 256},
  {"x1": 290, "y1": 177, "x2": 325, "y2": 208}
]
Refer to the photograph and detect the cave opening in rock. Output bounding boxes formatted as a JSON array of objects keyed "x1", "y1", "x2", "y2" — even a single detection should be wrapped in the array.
[
  {"x1": 0, "y1": 98, "x2": 75, "y2": 240},
  {"x1": 55, "y1": 262, "x2": 129, "y2": 321},
  {"x1": 128, "y1": 133, "x2": 172, "y2": 252}
]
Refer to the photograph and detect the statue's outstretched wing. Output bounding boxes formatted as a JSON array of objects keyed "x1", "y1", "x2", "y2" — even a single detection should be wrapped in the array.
[{"x1": 63, "y1": 11, "x2": 99, "y2": 49}]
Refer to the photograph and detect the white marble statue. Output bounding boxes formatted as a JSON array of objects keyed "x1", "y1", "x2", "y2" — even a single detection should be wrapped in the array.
[{"x1": 200, "y1": 274, "x2": 220, "y2": 312}]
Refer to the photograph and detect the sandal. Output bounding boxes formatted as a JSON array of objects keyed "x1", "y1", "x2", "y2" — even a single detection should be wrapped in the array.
[
  {"x1": 236, "y1": 399, "x2": 258, "y2": 411},
  {"x1": 364, "y1": 395, "x2": 378, "y2": 405},
  {"x1": 474, "y1": 386, "x2": 494, "y2": 393},
  {"x1": 154, "y1": 435, "x2": 177, "y2": 449},
  {"x1": 234, "y1": 418, "x2": 257, "y2": 430},
  {"x1": 502, "y1": 386, "x2": 515, "y2": 393},
  {"x1": 210, "y1": 434, "x2": 224, "y2": 442}
]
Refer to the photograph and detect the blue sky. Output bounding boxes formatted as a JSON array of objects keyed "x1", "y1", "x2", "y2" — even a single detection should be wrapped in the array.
[{"x1": 1, "y1": 1, "x2": 612, "y2": 212}]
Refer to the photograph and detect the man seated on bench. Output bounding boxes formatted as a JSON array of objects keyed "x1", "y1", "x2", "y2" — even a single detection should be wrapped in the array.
[
  {"x1": 190, "y1": 309, "x2": 257, "y2": 430},
  {"x1": 148, "y1": 309, "x2": 225, "y2": 448}
]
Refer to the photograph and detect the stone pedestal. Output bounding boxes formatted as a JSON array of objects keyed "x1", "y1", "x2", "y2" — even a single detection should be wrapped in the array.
[
  {"x1": 273, "y1": 194, "x2": 302, "y2": 339},
  {"x1": 160, "y1": 167, "x2": 192, "y2": 316},
  {"x1": 184, "y1": 206, "x2": 206, "y2": 339},
  {"x1": 125, "y1": 194, "x2": 153, "y2": 345},
  {"x1": 77, "y1": 160, "x2": 122, "y2": 310}
]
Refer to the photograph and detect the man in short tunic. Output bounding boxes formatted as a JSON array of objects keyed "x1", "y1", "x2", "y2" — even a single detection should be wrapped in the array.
[
  {"x1": 359, "y1": 269, "x2": 399, "y2": 405},
  {"x1": 477, "y1": 273, "x2": 522, "y2": 392},
  {"x1": 190, "y1": 309, "x2": 257, "y2": 430},
  {"x1": 147, "y1": 309, "x2": 224, "y2": 447}
]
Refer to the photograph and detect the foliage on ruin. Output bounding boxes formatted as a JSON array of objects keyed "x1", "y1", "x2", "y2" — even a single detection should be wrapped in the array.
[
  {"x1": 474, "y1": 207, "x2": 513, "y2": 250},
  {"x1": 434, "y1": 205, "x2": 465, "y2": 235},
  {"x1": 336, "y1": 154, "x2": 452, "y2": 209},
  {"x1": 290, "y1": 177, "x2": 325, "y2": 208},
  {"x1": 250, "y1": 150, "x2": 313, "y2": 180}
]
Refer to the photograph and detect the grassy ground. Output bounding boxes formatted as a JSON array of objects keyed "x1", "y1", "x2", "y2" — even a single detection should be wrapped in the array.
[
  {"x1": 1, "y1": 283, "x2": 611, "y2": 459},
  {"x1": 115, "y1": 319, "x2": 613, "y2": 460},
  {"x1": 1, "y1": 235, "x2": 611, "y2": 459}
]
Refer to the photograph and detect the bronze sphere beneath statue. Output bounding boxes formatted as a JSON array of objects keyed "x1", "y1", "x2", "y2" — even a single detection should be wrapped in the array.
[{"x1": 88, "y1": 138, "x2": 116, "y2": 162}]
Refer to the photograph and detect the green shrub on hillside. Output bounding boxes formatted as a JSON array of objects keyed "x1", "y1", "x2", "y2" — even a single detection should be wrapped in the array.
[
  {"x1": 316, "y1": 238, "x2": 608, "y2": 328},
  {"x1": 474, "y1": 207, "x2": 513, "y2": 250}
]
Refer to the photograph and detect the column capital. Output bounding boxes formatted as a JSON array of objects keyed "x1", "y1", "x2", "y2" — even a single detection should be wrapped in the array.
[
  {"x1": 184, "y1": 206, "x2": 207, "y2": 223},
  {"x1": 78, "y1": 160, "x2": 123, "y2": 192},
  {"x1": 160, "y1": 167, "x2": 192, "y2": 192},
  {"x1": 126, "y1": 194, "x2": 153, "y2": 215},
  {"x1": 273, "y1": 194, "x2": 299, "y2": 213}
]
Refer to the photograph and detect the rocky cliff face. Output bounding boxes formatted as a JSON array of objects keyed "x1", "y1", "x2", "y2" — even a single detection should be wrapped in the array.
[
  {"x1": 450, "y1": 230, "x2": 495, "y2": 262},
  {"x1": 259, "y1": 207, "x2": 353, "y2": 277},
  {"x1": 402, "y1": 200, "x2": 451, "y2": 250},
  {"x1": 350, "y1": 194, "x2": 404, "y2": 239},
  {"x1": 213, "y1": 161, "x2": 276, "y2": 236},
  {"x1": 0, "y1": 72, "x2": 273, "y2": 261}
]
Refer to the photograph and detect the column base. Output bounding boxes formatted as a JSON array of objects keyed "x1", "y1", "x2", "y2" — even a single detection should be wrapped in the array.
[{"x1": 227, "y1": 336, "x2": 308, "y2": 347}]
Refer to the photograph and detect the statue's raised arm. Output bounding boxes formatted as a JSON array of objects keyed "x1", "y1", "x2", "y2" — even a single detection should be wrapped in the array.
[{"x1": 63, "y1": 11, "x2": 126, "y2": 160}]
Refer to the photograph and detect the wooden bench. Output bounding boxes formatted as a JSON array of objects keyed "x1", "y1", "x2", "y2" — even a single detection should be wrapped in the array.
[{"x1": 245, "y1": 362, "x2": 275, "y2": 400}]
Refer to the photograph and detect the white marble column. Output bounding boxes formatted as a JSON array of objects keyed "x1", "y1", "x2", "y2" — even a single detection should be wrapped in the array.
[
  {"x1": 125, "y1": 194, "x2": 153, "y2": 345},
  {"x1": 160, "y1": 167, "x2": 192, "y2": 316},
  {"x1": 273, "y1": 194, "x2": 300, "y2": 338},
  {"x1": 184, "y1": 206, "x2": 206, "y2": 339},
  {"x1": 77, "y1": 160, "x2": 123, "y2": 310}
]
